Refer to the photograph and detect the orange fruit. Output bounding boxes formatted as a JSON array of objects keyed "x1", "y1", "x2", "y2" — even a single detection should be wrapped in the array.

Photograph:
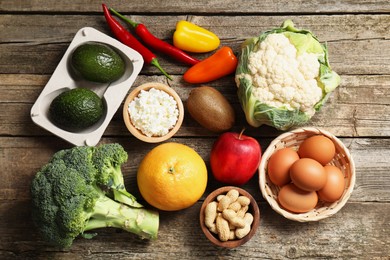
[{"x1": 137, "y1": 142, "x2": 208, "y2": 211}]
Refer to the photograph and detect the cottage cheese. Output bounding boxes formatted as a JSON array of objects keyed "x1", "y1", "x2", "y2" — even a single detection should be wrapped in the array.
[{"x1": 127, "y1": 88, "x2": 179, "y2": 137}]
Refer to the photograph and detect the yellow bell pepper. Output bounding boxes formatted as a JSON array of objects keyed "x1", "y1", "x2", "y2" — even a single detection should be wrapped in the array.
[{"x1": 173, "y1": 20, "x2": 220, "y2": 53}]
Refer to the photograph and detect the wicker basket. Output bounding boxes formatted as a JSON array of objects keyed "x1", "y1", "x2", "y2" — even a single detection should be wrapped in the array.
[{"x1": 259, "y1": 127, "x2": 356, "y2": 222}]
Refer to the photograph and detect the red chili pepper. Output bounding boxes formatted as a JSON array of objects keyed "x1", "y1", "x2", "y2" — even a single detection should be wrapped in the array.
[
  {"x1": 183, "y1": 46, "x2": 238, "y2": 84},
  {"x1": 109, "y1": 8, "x2": 200, "y2": 66},
  {"x1": 102, "y1": 4, "x2": 172, "y2": 80}
]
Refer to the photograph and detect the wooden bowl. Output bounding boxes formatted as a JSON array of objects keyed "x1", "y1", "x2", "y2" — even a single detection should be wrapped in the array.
[
  {"x1": 123, "y1": 82, "x2": 184, "y2": 143},
  {"x1": 259, "y1": 127, "x2": 356, "y2": 222},
  {"x1": 199, "y1": 186, "x2": 260, "y2": 248}
]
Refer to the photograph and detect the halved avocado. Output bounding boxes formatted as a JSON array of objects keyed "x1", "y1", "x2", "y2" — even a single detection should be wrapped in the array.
[
  {"x1": 49, "y1": 88, "x2": 104, "y2": 131},
  {"x1": 71, "y1": 42, "x2": 125, "y2": 83}
]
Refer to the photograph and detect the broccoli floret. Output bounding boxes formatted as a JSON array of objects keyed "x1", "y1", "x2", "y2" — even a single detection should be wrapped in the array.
[
  {"x1": 30, "y1": 144, "x2": 159, "y2": 248},
  {"x1": 50, "y1": 145, "x2": 96, "y2": 184},
  {"x1": 92, "y1": 143, "x2": 143, "y2": 208}
]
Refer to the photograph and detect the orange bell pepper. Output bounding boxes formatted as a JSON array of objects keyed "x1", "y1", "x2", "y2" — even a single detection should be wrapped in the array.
[{"x1": 183, "y1": 46, "x2": 238, "y2": 84}]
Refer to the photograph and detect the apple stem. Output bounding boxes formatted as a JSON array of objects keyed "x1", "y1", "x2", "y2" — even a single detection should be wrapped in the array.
[{"x1": 238, "y1": 128, "x2": 246, "y2": 139}]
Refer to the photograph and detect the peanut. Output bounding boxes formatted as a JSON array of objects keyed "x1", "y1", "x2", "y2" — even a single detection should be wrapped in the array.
[
  {"x1": 216, "y1": 194, "x2": 224, "y2": 201},
  {"x1": 222, "y1": 209, "x2": 246, "y2": 228},
  {"x1": 235, "y1": 224, "x2": 251, "y2": 239},
  {"x1": 226, "y1": 189, "x2": 240, "y2": 201},
  {"x1": 235, "y1": 213, "x2": 254, "y2": 239},
  {"x1": 243, "y1": 212, "x2": 254, "y2": 226},
  {"x1": 237, "y1": 195, "x2": 251, "y2": 206},
  {"x1": 204, "y1": 201, "x2": 218, "y2": 229},
  {"x1": 209, "y1": 224, "x2": 217, "y2": 234},
  {"x1": 216, "y1": 214, "x2": 230, "y2": 242},
  {"x1": 217, "y1": 189, "x2": 239, "y2": 211},
  {"x1": 217, "y1": 195, "x2": 230, "y2": 212},
  {"x1": 236, "y1": 205, "x2": 249, "y2": 218},
  {"x1": 228, "y1": 201, "x2": 242, "y2": 212}
]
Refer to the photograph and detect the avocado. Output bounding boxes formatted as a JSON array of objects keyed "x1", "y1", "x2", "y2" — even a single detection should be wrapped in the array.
[
  {"x1": 186, "y1": 86, "x2": 235, "y2": 132},
  {"x1": 71, "y1": 42, "x2": 125, "y2": 83},
  {"x1": 49, "y1": 88, "x2": 104, "y2": 131}
]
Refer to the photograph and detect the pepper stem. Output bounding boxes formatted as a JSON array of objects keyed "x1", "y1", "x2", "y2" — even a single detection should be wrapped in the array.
[
  {"x1": 109, "y1": 8, "x2": 138, "y2": 29},
  {"x1": 151, "y1": 58, "x2": 173, "y2": 80}
]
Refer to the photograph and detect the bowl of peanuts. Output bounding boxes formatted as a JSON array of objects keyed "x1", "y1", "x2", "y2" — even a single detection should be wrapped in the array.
[{"x1": 199, "y1": 186, "x2": 260, "y2": 248}]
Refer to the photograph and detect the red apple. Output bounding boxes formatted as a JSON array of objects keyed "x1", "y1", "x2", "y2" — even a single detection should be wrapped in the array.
[{"x1": 210, "y1": 130, "x2": 262, "y2": 185}]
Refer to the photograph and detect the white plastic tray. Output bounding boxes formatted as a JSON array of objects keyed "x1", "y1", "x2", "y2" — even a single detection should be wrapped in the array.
[{"x1": 30, "y1": 27, "x2": 144, "y2": 146}]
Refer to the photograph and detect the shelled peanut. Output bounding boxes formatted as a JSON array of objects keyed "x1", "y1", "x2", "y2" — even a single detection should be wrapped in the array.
[{"x1": 204, "y1": 189, "x2": 253, "y2": 241}]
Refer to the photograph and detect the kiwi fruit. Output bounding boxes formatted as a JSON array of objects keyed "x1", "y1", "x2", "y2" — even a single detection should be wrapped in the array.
[{"x1": 186, "y1": 86, "x2": 235, "y2": 132}]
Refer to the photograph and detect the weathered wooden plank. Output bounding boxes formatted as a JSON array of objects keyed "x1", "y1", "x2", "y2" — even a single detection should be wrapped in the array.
[
  {"x1": 0, "y1": 136, "x2": 389, "y2": 203},
  {"x1": 2, "y1": 15, "x2": 389, "y2": 43},
  {"x1": 0, "y1": 15, "x2": 389, "y2": 75},
  {"x1": 0, "y1": 74, "x2": 389, "y2": 137},
  {"x1": 2, "y1": 74, "x2": 390, "y2": 105},
  {"x1": 1, "y1": 0, "x2": 390, "y2": 14},
  {"x1": 2, "y1": 39, "x2": 389, "y2": 76},
  {"x1": 0, "y1": 199, "x2": 388, "y2": 259},
  {"x1": 2, "y1": 95, "x2": 389, "y2": 137}
]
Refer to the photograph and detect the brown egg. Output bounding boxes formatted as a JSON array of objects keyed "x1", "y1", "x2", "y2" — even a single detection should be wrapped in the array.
[
  {"x1": 318, "y1": 165, "x2": 345, "y2": 202},
  {"x1": 298, "y1": 135, "x2": 336, "y2": 165},
  {"x1": 290, "y1": 158, "x2": 327, "y2": 191},
  {"x1": 278, "y1": 183, "x2": 318, "y2": 213},
  {"x1": 267, "y1": 148, "x2": 300, "y2": 186}
]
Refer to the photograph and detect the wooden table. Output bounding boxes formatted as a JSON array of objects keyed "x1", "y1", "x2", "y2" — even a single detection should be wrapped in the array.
[{"x1": 1, "y1": 1, "x2": 389, "y2": 259}]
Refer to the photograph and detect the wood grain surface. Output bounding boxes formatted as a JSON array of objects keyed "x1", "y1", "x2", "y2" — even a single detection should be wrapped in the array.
[{"x1": 0, "y1": 1, "x2": 389, "y2": 259}]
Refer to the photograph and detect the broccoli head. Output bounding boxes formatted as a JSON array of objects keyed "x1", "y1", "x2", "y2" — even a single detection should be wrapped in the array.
[
  {"x1": 92, "y1": 143, "x2": 143, "y2": 208},
  {"x1": 30, "y1": 143, "x2": 159, "y2": 248}
]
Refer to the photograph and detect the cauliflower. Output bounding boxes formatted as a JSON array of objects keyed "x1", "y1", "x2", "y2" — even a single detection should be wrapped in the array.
[
  {"x1": 236, "y1": 20, "x2": 340, "y2": 130},
  {"x1": 247, "y1": 33, "x2": 322, "y2": 115}
]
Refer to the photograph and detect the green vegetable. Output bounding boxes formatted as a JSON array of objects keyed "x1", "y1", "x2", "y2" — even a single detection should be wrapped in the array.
[
  {"x1": 236, "y1": 20, "x2": 341, "y2": 130},
  {"x1": 31, "y1": 143, "x2": 159, "y2": 248},
  {"x1": 91, "y1": 143, "x2": 143, "y2": 208}
]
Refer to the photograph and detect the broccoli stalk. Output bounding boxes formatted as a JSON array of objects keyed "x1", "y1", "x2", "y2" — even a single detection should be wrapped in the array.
[
  {"x1": 83, "y1": 193, "x2": 158, "y2": 238},
  {"x1": 30, "y1": 144, "x2": 159, "y2": 248}
]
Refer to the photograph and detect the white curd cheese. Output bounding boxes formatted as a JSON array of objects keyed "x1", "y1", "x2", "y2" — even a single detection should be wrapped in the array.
[{"x1": 128, "y1": 88, "x2": 179, "y2": 137}]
